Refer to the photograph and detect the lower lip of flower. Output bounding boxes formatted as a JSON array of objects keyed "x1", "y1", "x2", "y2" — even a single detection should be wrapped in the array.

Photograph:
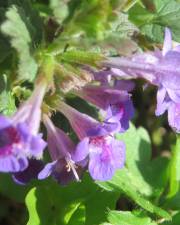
[
  {"x1": 90, "y1": 136, "x2": 113, "y2": 162},
  {"x1": 111, "y1": 103, "x2": 124, "y2": 116},
  {"x1": 0, "y1": 126, "x2": 21, "y2": 157},
  {"x1": 90, "y1": 136, "x2": 106, "y2": 147},
  {"x1": 175, "y1": 104, "x2": 180, "y2": 117}
]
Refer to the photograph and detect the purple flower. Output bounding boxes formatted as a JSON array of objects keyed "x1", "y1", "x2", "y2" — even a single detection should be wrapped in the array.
[
  {"x1": 104, "y1": 28, "x2": 180, "y2": 132},
  {"x1": 0, "y1": 81, "x2": 47, "y2": 173},
  {"x1": 73, "y1": 135, "x2": 125, "y2": 181},
  {"x1": 38, "y1": 115, "x2": 80, "y2": 185},
  {"x1": 104, "y1": 28, "x2": 180, "y2": 88},
  {"x1": 106, "y1": 97, "x2": 134, "y2": 132},
  {"x1": 58, "y1": 101, "x2": 118, "y2": 139},
  {"x1": 152, "y1": 29, "x2": 180, "y2": 132},
  {"x1": 74, "y1": 85, "x2": 134, "y2": 132},
  {"x1": 57, "y1": 101, "x2": 125, "y2": 181}
]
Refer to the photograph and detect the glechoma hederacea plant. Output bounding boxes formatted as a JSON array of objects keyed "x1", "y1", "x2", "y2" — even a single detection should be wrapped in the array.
[
  {"x1": 1, "y1": 27, "x2": 179, "y2": 183},
  {"x1": 1, "y1": 0, "x2": 180, "y2": 224}
]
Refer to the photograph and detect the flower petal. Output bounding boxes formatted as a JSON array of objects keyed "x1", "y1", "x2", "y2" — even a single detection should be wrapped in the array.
[
  {"x1": 72, "y1": 137, "x2": 89, "y2": 162},
  {"x1": 88, "y1": 136, "x2": 125, "y2": 181},
  {"x1": 0, "y1": 116, "x2": 11, "y2": 130},
  {"x1": 155, "y1": 87, "x2": 170, "y2": 116},
  {"x1": 38, "y1": 160, "x2": 57, "y2": 180},
  {"x1": 159, "y1": 51, "x2": 180, "y2": 90},
  {"x1": 173, "y1": 45, "x2": 180, "y2": 52},
  {"x1": 29, "y1": 134, "x2": 47, "y2": 158},
  {"x1": 119, "y1": 99, "x2": 134, "y2": 132},
  {"x1": 168, "y1": 102, "x2": 180, "y2": 133},
  {"x1": 0, "y1": 155, "x2": 28, "y2": 172},
  {"x1": 167, "y1": 89, "x2": 180, "y2": 103},
  {"x1": 162, "y1": 28, "x2": 172, "y2": 56},
  {"x1": 13, "y1": 159, "x2": 44, "y2": 185},
  {"x1": 53, "y1": 165, "x2": 77, "y2": 185},
  {"x1": 88, "y1": 154, "x2": 115, "y2": 181},
  {"x1": 111, "y1": 140, "x2": 126, "y2": 169},
  {"x1": 114, "y1": 80, "x2": 135, "y2": 91},
  {"x1": 87, "y1": 121, "x2": 118, "y2": 137}
]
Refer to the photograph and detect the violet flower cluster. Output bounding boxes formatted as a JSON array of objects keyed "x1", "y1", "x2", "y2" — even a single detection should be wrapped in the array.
[
  {"x1": 104, "y1": 28, "x2": 180, "y2": 133},
  {"x1": 1, "y1": 27, "x2": 178, "y2": 185},
  {"x1": 0, "y1": 80, "x2": 47, "y2": 184},
  {"x1": 39, "y1": 75, "x2": 134, "y2": 182},
  {"x1": 0, "y1": 63, "x2": 135, "y2": 184}
]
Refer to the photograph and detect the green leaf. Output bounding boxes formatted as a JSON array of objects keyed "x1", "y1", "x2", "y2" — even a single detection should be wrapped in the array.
[
  {"x1": 50, "y1": 0, "x2": 69, "y2": 24},
  {"x1": 140, "y1": 24, "x2": 164, "y2": 42},
  {"x1": 0, "y1": 7, "x2": 12, "y2": 64},
  {"x1": 97, "y1": 124, "x2": 170, "y2": 220},
  {"x1": 129, "y1": 4, "x2": 154, "y2": 27},
  {"x1": 0, "y1": 91, "x2": 16, "y2": 115},
  {"x1": 128, "y1": 0, "x2": 180, "y2": 42},
  {"x1": 66, "y1": 203, "x2": 85, "y2": 225},
  {"x1": 25, "y1": 187, "x2": 41, "y2": 225},
  {"x1": 0, "y1": 36, "x2": 12, "y2": 64},
  {"x1": 105, "y1": 12, "x2": 138, "y2": 39},
  {"x1": 168, "y1": 135, "x2": 180, "y2": 198},
  {"x1": 162, "y1": 212, "x2": 180, "y2": 225},
  {"x1": 98, "y1": 169, "x2": 170, "y2": 220},
  {"x1": 8, "y1": 0, "x2": 43, "y2": 46},
  {"x1": 0, "y1": 74, "x2": 16, "y2": 115},
  {"x1": 25, "y1": 175, "x2": 118, "y2": 225},
  {"x1": 116, "y1": 124, "x2": 168, "y2": 198},
  {"x1": 63, "y1": 0, "x2": 111, "y2": 40},
  {"x1": 107, "y1": 210, "x2": 157, "y2": 225},
  {"x1": 1, "y1": 5, "x2": 38, "y2": 81},
  {"x1": 165, "y1": 190, "x2": 180, "y2": 211},
  {"x1": 0, "y1": 174, "x2": 30, "y2": 202},
  {"x1": 100, "y1": 223, "x2": 111, "y2": 225},
  {"x1": 100, "y1": 12, "x2": 138, "y2": 56}
]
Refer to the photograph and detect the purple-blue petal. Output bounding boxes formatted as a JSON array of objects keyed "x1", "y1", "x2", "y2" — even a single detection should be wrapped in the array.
[
  {"x1": 168, "y1": 102, "x2": 180, "y2": 133},
  {"x1": 13, "y1": 159, "x2": 44, "y2": 185},
  {"x1": 88, "y1": 154, "x2": 115, "y2": 181},
  {"x1": 0, "y1": 155, "x2": 28, "y2": 173},
  {"x1": 162, "y1": 27, "x2": 172, "y2": 56},
  {"x1": 72, "y1": 137, "x2": 90, "y2": 162},
  {"x1": 87, "y1": 121, "x2": 118, "y2": 137},
  {"x1": 155, "y1": 87, "x2": 170, "y2": 116},
  {"x1": 110, "y1": 140, "x2": 126, "y2": 169},
  {"x1": 38, "y1": 160, "x2": 58, "y2": 180},
  {"x1": 16, "y1": 122, "x2": 29, "y2": 141},
  {"x1": 114, "y1": 80, "x2": 135, "y2": 92},
  {"x1": 106, "y1": 97, "x2": 134, "y2": 133},
  {"x1": 29, "y1": 134, "x2": 47, "y2": 158},
  {"x1": 53, "y1": 166, "x2": 77, "y2": 185},
  {"x1": 88, "y1": 137, "x2": 125, "y2": 181},
  {"x1": 167, "y1": 89, "x2": 180, "y2": 103},
  {"x1": 173, "y1": 45, "x2": 180, "y2": 52},
  {"x1": 16, "y1": 122, "x2": 47, "y2": 158},
  {"x1": 0, "y1": 115, "x2": 11, "y2": 130},
  {"x1": 119, "y1": 99, "x2": 134, "y2": 132},
  {"x1": 158, "y1": 51, "x2": 180, "y2": 90}
]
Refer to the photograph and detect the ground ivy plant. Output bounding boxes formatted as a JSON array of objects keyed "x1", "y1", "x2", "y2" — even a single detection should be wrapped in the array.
[{"x1": 0, "y1": 0, "x2": 180, "y2": 225}]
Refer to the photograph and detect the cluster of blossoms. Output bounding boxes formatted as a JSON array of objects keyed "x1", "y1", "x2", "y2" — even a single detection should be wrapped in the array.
[
  {"x1": 0, "y1": 60, "x2": 134, "y2": 185},
  {"x1": 105, "y1": 28, "x2": 180, "y2": 133},
  {"x1": 0, "y1": 27, "x2": 178, "y2": 185}
]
